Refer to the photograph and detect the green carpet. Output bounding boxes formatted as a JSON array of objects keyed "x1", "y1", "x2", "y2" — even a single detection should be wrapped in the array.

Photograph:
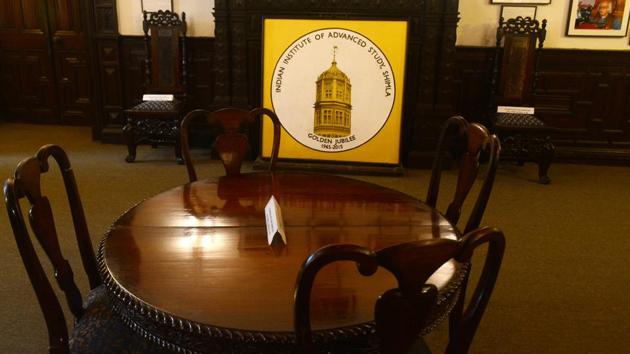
[{"x1": 1, "y1": 122, "x2": 629, "y2": 353}]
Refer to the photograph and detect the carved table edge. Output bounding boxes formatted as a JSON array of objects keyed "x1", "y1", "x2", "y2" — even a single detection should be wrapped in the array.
[{"x1": 95, "y1": 182, "x2": 470, "y2": 352}]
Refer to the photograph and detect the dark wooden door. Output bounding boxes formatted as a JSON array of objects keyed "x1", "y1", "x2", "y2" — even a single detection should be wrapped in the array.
[
  {"x1": 0, "y1": 0, "x2": 57, "y2": 122},
  {"x1": 0, "y1": 0, "x2": 92, "y2": 124}
]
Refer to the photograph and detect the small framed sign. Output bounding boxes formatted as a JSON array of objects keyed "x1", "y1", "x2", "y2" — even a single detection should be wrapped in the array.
[
  {"x1": 501, "y1": 5, "x2": 537, "y2": 19},
  {"x1": 141, "y1": 0, "x2": 173, "y2": 13}
]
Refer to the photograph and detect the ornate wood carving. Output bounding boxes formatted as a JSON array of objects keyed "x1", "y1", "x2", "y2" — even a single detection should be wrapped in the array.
[{"x1": 142, "y1": 10, "x2": 187, "y2": 94}]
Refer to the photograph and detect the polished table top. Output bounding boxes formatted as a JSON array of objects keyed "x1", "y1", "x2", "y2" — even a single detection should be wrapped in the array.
[{"x1": 99, "y1": 172, "x2": 462, "y2": 351}]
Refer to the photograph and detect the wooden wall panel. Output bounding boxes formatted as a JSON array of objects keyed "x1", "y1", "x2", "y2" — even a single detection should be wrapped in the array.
[
  {"x1": 119, "y1": 36, "x2": 145, "y2": 108},
  {"x1": 97, "y1": 40, "x2": 123, "y2": 127},
  {"x1": 186, "y1": 38, "x2": 215, "y2": 110},
  {"x1": 17, "y1": 0, "x2": 623, "y2": 164},
  {"x1": 91, "y1": 0, "x2": 121, "y2": 138},
  {"x1": 453, "y1": 46, "x2": 630, "y2": 163}
]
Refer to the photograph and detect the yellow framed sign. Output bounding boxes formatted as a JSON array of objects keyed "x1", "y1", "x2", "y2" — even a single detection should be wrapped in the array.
[{"x1": 261, "y1": 19, "x2": 408, "y2": 165}]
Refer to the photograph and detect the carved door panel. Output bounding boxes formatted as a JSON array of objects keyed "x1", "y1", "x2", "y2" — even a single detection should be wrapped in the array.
[
  {"x1": 0, "y1": 0, "x2": 57, "y2": 122},
  {"x1": 47, "y1": 0, "x2": 92, "y2": 124},
  {"x1": 0, "y1": 0, "x2": 92, "y2": 124}
]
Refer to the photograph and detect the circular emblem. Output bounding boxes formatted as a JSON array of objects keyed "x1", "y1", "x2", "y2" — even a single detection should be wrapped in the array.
[{"x1": 271, "y1": 28, "x2": 395, "y2": 152}]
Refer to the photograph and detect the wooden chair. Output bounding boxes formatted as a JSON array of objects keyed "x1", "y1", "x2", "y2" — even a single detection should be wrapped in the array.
[
  {"x1": 488, "y1": 16, "x2": 554, "y2": 184},
  {"x1": 180, "y1": 107, "x2": 282, "y2": 181},
  {"x1": 295, "y1": 226, "x2": 506, "y2": 354},
  {"x1": 427, "y1": 116, "x2": 501, "y2": 234},
  {"x1": 3, "y1": 145, "x2": 162, "y2": 353},
  {"x1": 123, "y1": 10, "x2": 187, "y2": 164}
]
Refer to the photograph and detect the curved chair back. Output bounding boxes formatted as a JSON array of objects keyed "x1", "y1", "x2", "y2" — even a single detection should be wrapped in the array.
[
  {"x1": 426, "y1": 116, "x2": 501, "y2": 233},
  {"x1": 294, "y1": 226, "x2": 505, "y2": 354},
  {"x1": 3, "y1": 145, "x2": 101, "y2": 353},
  {"x1": 180, "y1": 107, "x2": 282, "y2": 181}
]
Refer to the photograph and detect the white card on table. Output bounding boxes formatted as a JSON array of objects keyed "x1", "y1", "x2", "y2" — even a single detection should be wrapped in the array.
[
  {"x1": 142, "y1": 94, "x2": 174, "y2": 101},
  {"x1": 265, "y1": 195, "x2": 286, "y2": 245},
  {"x1": 497, "y1": 106, "x2": 535, "y2": 115}
]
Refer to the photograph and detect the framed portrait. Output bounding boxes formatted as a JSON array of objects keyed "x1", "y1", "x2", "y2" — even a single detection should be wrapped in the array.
[
  {"x1": 141, "y1": 0, "x2": 173, "y2": 13},
  {"x1": 501, "y1": 5, "x2": 537, "y2": 19},
  {"x1": 567, "y1": 0, "x2": 630, "y2": 36},
  {"x1": 261, "y1": 18, "x2": 408, "y2": 166},
  {"x1": 491, "y1": 0, "x2": 550, "y2": 4}
]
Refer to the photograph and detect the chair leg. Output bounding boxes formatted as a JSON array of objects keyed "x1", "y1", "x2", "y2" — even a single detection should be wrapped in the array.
[
  {"x1": 530, "y1": 136, "x2": 554, "y2": 185},
  {"x1": 175, "y1": 143, "x2": 184, "y2": 165},
  {"x1": 173, "y1": 119, "x2": 184, "y2": 164},
  {"x1": 123, "y1": 115, "x2": 137, "y2": 163}
]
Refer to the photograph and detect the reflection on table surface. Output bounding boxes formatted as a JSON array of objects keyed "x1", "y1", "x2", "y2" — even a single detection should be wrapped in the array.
[{"x1": 103, "y1": 172, "x2": 459, "y2": 332}]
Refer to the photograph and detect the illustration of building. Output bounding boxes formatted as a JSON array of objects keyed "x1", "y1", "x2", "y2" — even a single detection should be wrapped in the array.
[{"x1": 313, "y1": 46, "x2": 352, "y2": 137}]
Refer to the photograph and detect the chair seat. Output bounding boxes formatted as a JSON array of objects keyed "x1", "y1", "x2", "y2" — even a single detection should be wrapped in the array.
[
  {"x1": 495, "y1": 113, "x2": 546, "y2": 128},
  {"x1": 494, "y1": 112, "x2": 554, "y2": 184},
  {"x1": 495, "y1": 113, "x2": 545, "y2": 127},
  {"x1": 126, "y1": 100, "x2": 181, "y2": 114},
  {"x1": 70, "y1": 285, "x2": 169, "y2": 353}
]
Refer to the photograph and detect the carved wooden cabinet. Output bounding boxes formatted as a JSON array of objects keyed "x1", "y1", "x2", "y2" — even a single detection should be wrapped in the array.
[{"x1": 0, "y1": 0, "x2": 95, "y2": 125}]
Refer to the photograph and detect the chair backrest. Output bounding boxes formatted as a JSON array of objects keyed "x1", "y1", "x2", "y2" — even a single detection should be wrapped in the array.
[
  {"x1": 180, "y1": 107, "x2": 282, "y2": 181},
  {"x1": 294, "y1": 226, "x2": 506, "y2": 354},
  {"x1": 426, "y1": 116, "x2": 501, "y2": 234},
  {"x1": 143, "y1": 10, "x2": 187, "y2": 95},
  {"x1": 491, "y1": 16, "x2": 547, "y2": 106},
  {"x1": 3, "y1": 144, "x2": 101, "y2": 354}
]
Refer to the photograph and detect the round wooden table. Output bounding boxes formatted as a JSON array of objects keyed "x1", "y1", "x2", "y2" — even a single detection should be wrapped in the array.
[{"x1": 98, "y1": 172, "x2": 465, "y2": 353}]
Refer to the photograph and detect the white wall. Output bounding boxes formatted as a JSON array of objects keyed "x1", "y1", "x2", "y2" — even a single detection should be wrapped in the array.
[
  {"x1": 117, "y1": 0, "x2": 215, "y2": 37},
  {"x1": 116, "y1": 0, "x2": 629, "y2": 49},
  {"x1": 457, "y1": 0, "x2": 629, "y2": 49}
]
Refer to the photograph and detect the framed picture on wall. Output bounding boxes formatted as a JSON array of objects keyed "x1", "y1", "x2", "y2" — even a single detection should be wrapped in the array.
[
  {"x1": 501, "y1": 5, "x2": 537, "y2": 19},
  {"x1": 141, "y1": 0, "x2": 173, "y2": 13},
  {"x1": 491, "y1": 0, "x2": 550, "y2": 4},
  {"x1": 567, "y1": 0, "x2": 630, "y2": 36}
]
